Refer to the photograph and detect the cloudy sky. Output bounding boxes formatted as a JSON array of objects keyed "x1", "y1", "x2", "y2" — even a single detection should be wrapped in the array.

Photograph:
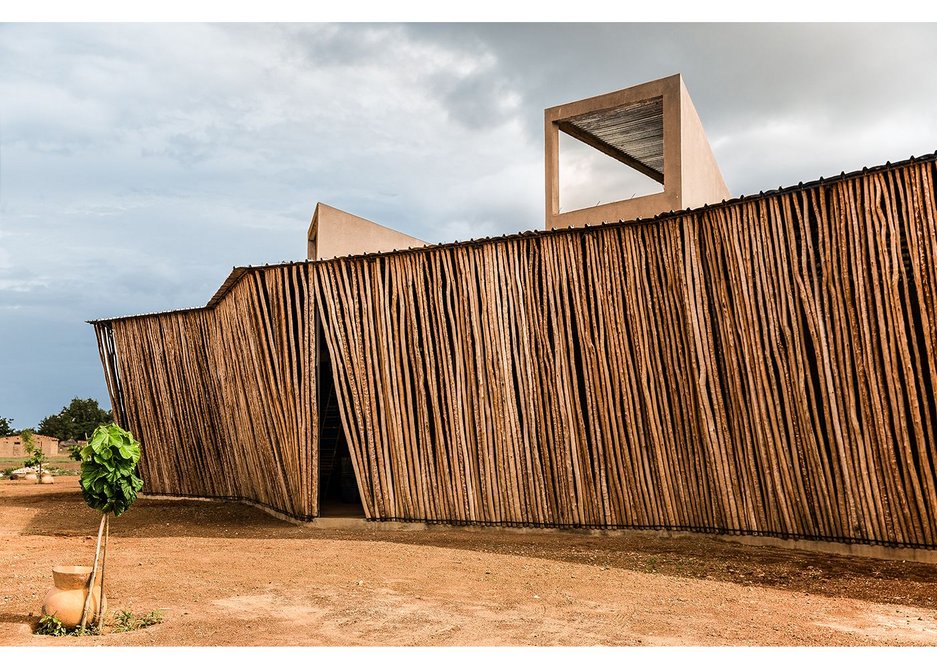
[{"x1": 2, "y1": 22, "x2": 937, "y2": 429}]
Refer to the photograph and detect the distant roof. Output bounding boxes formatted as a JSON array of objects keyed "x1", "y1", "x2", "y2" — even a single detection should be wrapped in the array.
[{"x1": 558, "y1": 96, "x2": 664, "y2": 183}]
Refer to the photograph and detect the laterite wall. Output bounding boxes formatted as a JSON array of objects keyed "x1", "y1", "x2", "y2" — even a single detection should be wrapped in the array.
[{"x1": 94, "y1": 156, "x2": 937, "y2": 548}]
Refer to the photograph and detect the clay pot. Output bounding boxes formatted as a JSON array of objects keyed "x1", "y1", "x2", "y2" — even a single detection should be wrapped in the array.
[
  {"x1": 40, "y1": 474, "x2": 54, "y2": 484},
  {"x1": 24, "y1": 473, "x2": 37, "y2": 482},
  {"x1": 41, "y1": 566, "x2": 107, "y2": 629}
]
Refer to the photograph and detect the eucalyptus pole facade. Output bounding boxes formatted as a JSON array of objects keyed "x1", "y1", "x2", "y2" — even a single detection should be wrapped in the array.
[{"x1": 93, "y1": 155, "x2": 937, "y2": 549}]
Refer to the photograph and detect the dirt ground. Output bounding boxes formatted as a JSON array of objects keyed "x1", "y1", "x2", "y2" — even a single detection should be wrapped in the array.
[{"x1": 2, "y1": 479, "x2": 937, "y2": 646}]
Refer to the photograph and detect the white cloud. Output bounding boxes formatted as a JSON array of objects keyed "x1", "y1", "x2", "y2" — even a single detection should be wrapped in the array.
[
  {"x1": 2, "y1": 23, "x2": 937, "y2": 426},
  {"x1": 0, "y1": 278, "x2": 47, "y2": 292}
]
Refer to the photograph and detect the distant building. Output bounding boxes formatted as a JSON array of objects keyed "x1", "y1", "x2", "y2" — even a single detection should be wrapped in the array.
[{"x1": 0, "y1": 434, "x2": 59, "y2": 457}]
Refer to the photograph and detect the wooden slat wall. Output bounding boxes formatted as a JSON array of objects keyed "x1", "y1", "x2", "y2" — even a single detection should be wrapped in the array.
[
  {"x1": 94, "y1": 264, "x2": 318, "y2": 520},
  {"x1": 93, "y1": 158, "x2": 937, "y2": 547}
]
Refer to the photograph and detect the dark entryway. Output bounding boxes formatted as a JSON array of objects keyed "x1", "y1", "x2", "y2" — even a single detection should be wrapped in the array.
[{"x1": 317, "y1": 322, "x2": 365, "y2": 518}]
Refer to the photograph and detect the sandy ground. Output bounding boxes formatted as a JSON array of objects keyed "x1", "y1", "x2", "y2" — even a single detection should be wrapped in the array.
[{"x1": 2, "y1": 479, "x2": 937, "y2": 646}]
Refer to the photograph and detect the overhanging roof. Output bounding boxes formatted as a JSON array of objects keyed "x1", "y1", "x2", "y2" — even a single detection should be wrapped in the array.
[{"x1": 558, "y1": 96, "x2": 664, "y2": 184}]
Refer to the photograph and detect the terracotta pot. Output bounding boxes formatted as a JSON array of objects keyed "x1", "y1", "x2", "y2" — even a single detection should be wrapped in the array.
[
  {"x1": 41, "y1": 566, "x2": 107, "y2": 629},
  {"x1": 40, "y1": 474, "x2": 54, "y2": 484}
]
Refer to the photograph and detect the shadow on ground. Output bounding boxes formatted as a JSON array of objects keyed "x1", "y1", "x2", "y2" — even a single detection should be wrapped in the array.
[
  {"x1": 7, "y1": 480, "x2": 937, "y2": 612},
  {"x1": 0, "y1": 612, "x2": 36, "y2": 628}
]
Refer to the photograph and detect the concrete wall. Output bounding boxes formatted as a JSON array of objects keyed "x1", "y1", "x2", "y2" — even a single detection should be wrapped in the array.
[
  {"x1": 678, "y1": 78, "x2": 732, "y2": 210},
  {"x1": 546, "y1": 74, "x2": 730, "y2": 230},
  {"x1": 308, "y1": 203, "x2": 425, "y2": 261}
]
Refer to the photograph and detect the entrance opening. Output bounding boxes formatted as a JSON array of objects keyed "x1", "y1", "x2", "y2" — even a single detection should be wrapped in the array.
[{"x1": 317, "y1": 322, "x2": 365, "y2": 518}]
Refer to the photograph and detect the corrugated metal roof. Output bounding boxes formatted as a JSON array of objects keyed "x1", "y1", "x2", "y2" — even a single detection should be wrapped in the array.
[{"x1": 87, "y1": 305, "x2": 206, "y2": 325}]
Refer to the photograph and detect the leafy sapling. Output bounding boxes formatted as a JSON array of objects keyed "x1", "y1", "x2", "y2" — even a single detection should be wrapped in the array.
[
  {"x1": 77, "y1": 423, "x2": 144, "y2": 631},
  {"x1": 21, "y1": 429, "x2": 45, "y2": 483}
]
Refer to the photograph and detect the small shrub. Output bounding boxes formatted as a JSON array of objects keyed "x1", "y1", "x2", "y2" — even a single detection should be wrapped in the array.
[
  {"x1": 69, "y1": 442, "x2": 83, "y2": 462},
  {"x1": 34, "y1": 614, "x2": 98, "y2": 636},
  {"x1": 111, "y1": 609, "x2": 163, "y2": 633},
  {"x1": 34, "y1": 610, "x2": 162, "y2": 636},
  {"x1": 22, "y1": 429, "x2": 46, "y2": 483},
  {"x1": 35, "y1": 614, "x2": 68, "y2": 636}
]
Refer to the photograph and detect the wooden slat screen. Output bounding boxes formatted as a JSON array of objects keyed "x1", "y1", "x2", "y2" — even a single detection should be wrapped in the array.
[
  {"x1": 95, "y1": 265, "x2": 317, "y2": 519},
  {"x1": 93, "y1": 158, "x2": 937, "y2": 547}
]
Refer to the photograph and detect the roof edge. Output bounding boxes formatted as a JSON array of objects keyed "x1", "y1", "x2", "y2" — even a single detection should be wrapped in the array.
[{"x1": 88, "y1": 150, "x2": 937, "y2": 326}]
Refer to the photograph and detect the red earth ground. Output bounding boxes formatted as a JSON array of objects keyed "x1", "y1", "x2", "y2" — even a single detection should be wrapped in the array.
[{"x1": 2, "y1": 478, "x2": 937, "y2": 646}]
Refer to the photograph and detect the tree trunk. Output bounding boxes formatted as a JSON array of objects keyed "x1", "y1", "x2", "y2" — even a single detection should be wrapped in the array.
[
  {"x1": 97, "y1": 515, "x2": 110, "y2": 629},
  {"x1": 78, "y1": 513, "x2": 107, "y2": 632}
]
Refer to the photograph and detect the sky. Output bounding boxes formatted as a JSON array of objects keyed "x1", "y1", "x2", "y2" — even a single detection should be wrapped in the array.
[{"x1": 2, "y1": 22, "x2": 937, "y2": 429}]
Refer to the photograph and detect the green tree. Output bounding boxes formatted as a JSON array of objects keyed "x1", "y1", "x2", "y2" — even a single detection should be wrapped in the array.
[
  {"x1": 0, "y1": 415, "x2": 14, "y2": 437},
  {"x1": 22, "y1": 429, "x2": 45, "y2": 483},
  {"x1": 37, "y1": 413, "x2": 66, "y2": 439},
  {"x1": 37, "y1": 398, "x2": 112, "y2": 444}
]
